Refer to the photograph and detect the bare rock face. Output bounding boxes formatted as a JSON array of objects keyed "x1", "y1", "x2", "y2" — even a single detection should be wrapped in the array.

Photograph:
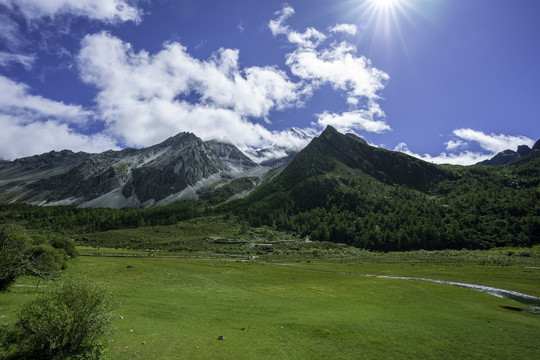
[
  {"x1": 205, "y1": 140, "x2": 257, "y2": 168},
  {"x1": 0, "y1": 132, "x2": 261, "y2": 208},
  {"x1": 128, "y1": 134, "x2": 224, "y2": 203},
  {"x1": 517, "y1": 145, "x2": 532, "y2": 157}
]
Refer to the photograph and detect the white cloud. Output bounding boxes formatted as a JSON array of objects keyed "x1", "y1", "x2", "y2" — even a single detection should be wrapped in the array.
[
  {"x1": 0, "y1": 52, "x2": 36, "y2": 69},
  {"x1": 0, "y1": 76, "x2": 117, "y2": 160},
  {"x1": 444, "y1": 139, "x2": 466, "y2": 151},
  {"x1": 452, "y1": 128, "x2": 534, "y2": 153},
  {"x1": 0, "y1": 0, "x2": 141, "y2": 23},
  {"x1": 237, "y1": 21, "x2": 245, "y2": 33},
  {"x1": 329, "y1": 24, "x2": 358, "y2": 36},
  {"x1": 244, "y1": 127, "x2": 317, "y2": 162},
  {"x1": 394, "y1": 142, "x2": 492, "y2": 166},
  {"x1": 0, "y1": 75, "x2": 90, "y2": 121},
  {"x1": 286, "y1": 42, "x2": 388, "y2": 104},
  {"x1": 270, "y1": 6, "x2": 390, "y2": 135},
  {"x1": 0, "y1": 13, "x2": 25, "y2": 50},
  {"x1": 0, "y1": 115, "x2": 117, "y2": 160},
  {"x1": 77, "y1": 32, "x2": 306, "y2": 150},
  {"x1": 268, "y1": 6, "x2": 295, "y2": 36},
  {"x1": 316, "y1": 109, "x2": 390, "y2": 134},
  {"x1": 394, "y1": 129, "x2": 534, "y2": 166},
  {"x1": 269, "y1": 6, "x2": 326, "y2": 48},
  {"x1": 0, "y1": 0, "x2": 142, "y2": 74}
]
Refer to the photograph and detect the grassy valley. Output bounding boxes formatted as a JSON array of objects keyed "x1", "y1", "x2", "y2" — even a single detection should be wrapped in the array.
[{"x1": 2, "y1": 252, "x2": 539, "y2": 359}]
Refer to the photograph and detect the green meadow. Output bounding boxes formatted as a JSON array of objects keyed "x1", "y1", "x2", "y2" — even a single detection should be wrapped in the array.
[{"x1": 2, "y1": 254, "x2": 539, "y2": 359}]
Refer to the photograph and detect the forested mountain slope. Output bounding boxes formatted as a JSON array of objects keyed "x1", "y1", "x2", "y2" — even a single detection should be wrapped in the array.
[{"x1": 223, "y1": 127, "x2": 540, "y2": 250}]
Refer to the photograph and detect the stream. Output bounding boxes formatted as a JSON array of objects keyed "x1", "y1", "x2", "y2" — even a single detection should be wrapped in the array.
[{"x1": 269, "y1": 263, "x2": 540, "y2": 314}]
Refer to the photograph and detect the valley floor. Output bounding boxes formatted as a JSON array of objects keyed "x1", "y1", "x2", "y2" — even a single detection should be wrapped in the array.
[{"x1": 1, "y1": 252, "x2": 539, "y2": 359}]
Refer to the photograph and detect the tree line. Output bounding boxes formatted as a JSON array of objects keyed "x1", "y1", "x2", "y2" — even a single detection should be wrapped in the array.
[{"x1": 222, "y1": 165, "x2": 540, "y2": 250}]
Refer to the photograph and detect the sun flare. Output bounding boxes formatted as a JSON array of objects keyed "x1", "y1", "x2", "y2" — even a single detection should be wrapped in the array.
[
  {"x1": 370, "y1": 0, "x2": 403, "y2": 11},
  {"x1": 357, "y1": 0, "x2": 411, "y2": 31},
  {"x1": 345, "y1": 0, "x2": 415, "y2": 58},
  {"x1": 359, "y1": 0, "x2": 409, "y2": 33}
]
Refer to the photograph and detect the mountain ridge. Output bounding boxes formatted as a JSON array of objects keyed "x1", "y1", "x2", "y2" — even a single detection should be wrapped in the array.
[
  {"x1": 281, "y1": 126, "x2": 449, "y2": 191},
  {"x1": 477, "y1": 142, "x2": 539, "y2": 166},
  {"x1": 0, "y1": 132, "x2": 264, "y2": 208},
  {"x1": 1, "y1": 126, "x2": 538, "y2": 213}
]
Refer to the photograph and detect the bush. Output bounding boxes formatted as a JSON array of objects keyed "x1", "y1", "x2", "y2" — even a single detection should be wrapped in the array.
[
  {"x1": 0, "y1": 225, "x2": 31, "y2": 291},
  {"x1": 50, "y1": 236, "x2": 78, "y2": 257},
  {"x1": 26, "y1": 244, "x2": 67, "y2": 273},
  {"x1": 1, "y1": 226, "x2": 78, "y2": 291},
  {"x1": 1, "y1": 278, "x2": 116, "y2": 359}
]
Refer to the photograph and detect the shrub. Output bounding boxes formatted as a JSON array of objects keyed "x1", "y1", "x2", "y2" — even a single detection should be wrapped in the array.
[
  {"x1": 26, "y1": 244, "x2": 67, "y2": 274},
  {"x1": 1, "y1": 226, "x2": 78, "y2": 291},
  {"x1": 50, "y1": 237, "x2": 78, "y2": 257},
  {"x1": 1, "y1": 278, "x2": 116, "y2": 359},
  {"x1": 0, "y1": 225, "x2": 31, "y2": 291}
]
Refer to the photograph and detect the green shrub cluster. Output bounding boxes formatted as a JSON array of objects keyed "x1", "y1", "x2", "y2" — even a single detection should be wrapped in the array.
[
  {"x1": 0, "y1": 225, "x2": 77, "y2": 291},
  {"x1": 1, "y1": 278, "x2": 115, "y2": 360}
]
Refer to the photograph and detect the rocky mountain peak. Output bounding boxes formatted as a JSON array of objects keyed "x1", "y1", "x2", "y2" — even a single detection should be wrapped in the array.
[
  {"x1": 477, "y1": 150, "x2": 520, "y2": 166},
  {"x1": 517, "y1": 145, "x2": 532, "y2": 157},
  {"x1": 154, "y1": 131, "x2": 201, "y2": 150},
  {"x1": 285, "y1": 126, "x2": 447, "y2": 191},
  {"x1": 0, "y1": 131, "x2": 265, "y2": 208},
  {"x1": 478, "y1": 140, "x2": 539, "y2": 166},
  {"x1": 319, "y1": 125, "x2": 338, "y2": 137},
  {"x1": 289, "y1": 127, "x2": 313, "y2": 140}
]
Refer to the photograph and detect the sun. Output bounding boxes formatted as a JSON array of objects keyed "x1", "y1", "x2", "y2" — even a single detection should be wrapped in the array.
[
  {"x1": 370, "y1": 0, "x2": 404, "y2": 11},
  {"x1": 342, "y1": 0, "x2": 416, "y2": 58},
  {"x1": 358, "y1": 0, "x2": 411, "y2": 33},
  {"x1": 360, "y1": 0, "x2": 409, "y2": 31},
  {"x1": 344, "y1": 0, "x2": 410, "y2": 22},
  {"x1": 342, "y1": 0, "x2": 435, "y2": 60}
]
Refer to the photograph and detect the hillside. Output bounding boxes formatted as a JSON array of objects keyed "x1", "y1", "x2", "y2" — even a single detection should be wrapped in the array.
[{"x1": 224, "y1": 127, "x2": 540, "y2": 250}]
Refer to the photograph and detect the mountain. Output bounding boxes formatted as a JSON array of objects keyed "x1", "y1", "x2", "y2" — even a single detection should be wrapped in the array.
[
  {"x1": 280, "y1": 126, "x2": 449, "y2": 191},
  {"x1": 477, "y1": 143, "x2": 538, "y2": 166},
  {"x1": 477, "y1": 149, "x2": 522, "y2": 165},
  {"x1": 237, "y1": 125, "x2": 454, "y2": 217},
  {"x1": 225, "y1": 126, "x2": 539, "y2": 250},
  {"x1": 0, "y1": 132, "x2": 266, "y2": 208},
  {"x1": 533, "y1": 139, "x2": 540, "y2": 151}
]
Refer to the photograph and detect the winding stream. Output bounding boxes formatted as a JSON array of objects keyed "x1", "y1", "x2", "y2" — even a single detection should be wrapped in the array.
[{"x1": 269, "y1": 263, "x2": 540, "y2": 313}]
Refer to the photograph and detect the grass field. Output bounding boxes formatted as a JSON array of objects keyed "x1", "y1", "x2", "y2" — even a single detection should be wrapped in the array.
[{"x1": 2, "y1": 254, "x2": 539, "y2": 359}]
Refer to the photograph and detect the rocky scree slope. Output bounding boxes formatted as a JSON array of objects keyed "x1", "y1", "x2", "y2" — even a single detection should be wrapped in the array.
[{"x1": 0, "y1": 132, "x2": 264, "y2": 208}]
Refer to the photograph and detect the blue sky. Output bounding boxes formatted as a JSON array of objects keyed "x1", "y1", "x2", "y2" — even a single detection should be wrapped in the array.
[{"x1": 0, "y1": 0, "x2": 538, "y2": 164}]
